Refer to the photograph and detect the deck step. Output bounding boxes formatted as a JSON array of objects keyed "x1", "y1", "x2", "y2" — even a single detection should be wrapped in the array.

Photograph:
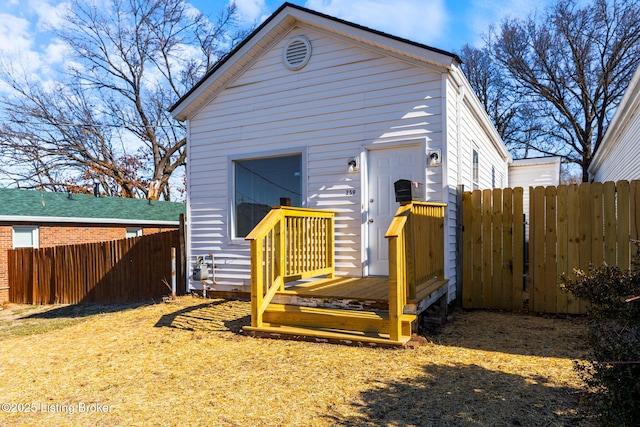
[
  {"x1": 262, "y1": 304, "x2": 416, "y2": 335},
  {"x1": 243, "y1": 324, "x2": 412, "y2": 348}
]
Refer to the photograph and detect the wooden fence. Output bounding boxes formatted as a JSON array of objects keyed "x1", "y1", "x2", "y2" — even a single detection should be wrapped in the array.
[
  {"x1": 9, "y1": 229, "x2": 185, "y2": 304},
  {"x1": 462, "y1": 180, "x2": 640, "y2": 314}
]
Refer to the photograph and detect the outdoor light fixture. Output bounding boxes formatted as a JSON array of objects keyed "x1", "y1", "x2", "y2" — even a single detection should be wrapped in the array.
[
  {"x1": 427, "y1": 149, "x2": 442, "y2": 166},
  {"x1": 348, "y1": 157, "x2": 359, "y2": 173}
]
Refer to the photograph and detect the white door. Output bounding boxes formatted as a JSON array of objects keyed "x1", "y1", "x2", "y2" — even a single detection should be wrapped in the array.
[{"x1": 367, "y1": 146, "x2": 424, "y2": 275}]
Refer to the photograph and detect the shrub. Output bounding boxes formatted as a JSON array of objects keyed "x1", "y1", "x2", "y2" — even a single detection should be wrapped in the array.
[{"x1": 560, "y1": 247, "x2": 640, "y2": 426}]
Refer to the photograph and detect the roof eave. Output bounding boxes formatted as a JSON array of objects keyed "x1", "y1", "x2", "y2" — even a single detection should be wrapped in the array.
[
  {"x1": 0, "y1": 216, "x2": 180, "y2": 226},
  {"x1": 510, "y1": 157, "x2": 562, "y2": 167}
]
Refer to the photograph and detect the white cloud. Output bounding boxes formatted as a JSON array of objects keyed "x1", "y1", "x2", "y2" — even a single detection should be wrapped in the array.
[
  {"x1": 29, "y1": 0, "x2": 70, "y2": 30},
  {"x1": 304, "y1": 0, "x2": 448, "y2": 46},
  {"x1": 0, "y1": 1, "x2": 71, "y2": 93},
  {"x1": 231, "y1": 0, "x2": 268, "y2": 24},
  {"x1": 43, "y1": 38, "x2": 69, "y2": 65},
  {"x1": 0, "y1": 12, "x2": 43, "y2": 76},
  {"x1": 0, "y1": 13, "x2": 33, "y2": 53}
]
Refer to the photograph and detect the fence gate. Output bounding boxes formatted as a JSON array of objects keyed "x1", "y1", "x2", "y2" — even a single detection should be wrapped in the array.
[{"x1": 461, "y1": 180, "x2": 640, "y2": 314}]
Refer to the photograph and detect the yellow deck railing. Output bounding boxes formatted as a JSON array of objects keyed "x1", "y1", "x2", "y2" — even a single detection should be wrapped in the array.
[
  {"x1": 245, "y1": 207, "x2": 335, "y2": 327},
  {"x1": 385, "y1": 201, "x2": 446, "y2": 340}
]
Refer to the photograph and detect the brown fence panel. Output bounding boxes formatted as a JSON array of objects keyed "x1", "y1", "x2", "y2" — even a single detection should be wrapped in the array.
[
  {"x1": 463, "y1": 180, "x2": 639, "y2": 314},
  {"x1": 530, "y1": 186, "x2": 545, "y2": 312},
  {"x1": 501, "y1": 188, "x2": 513, "y2": 309},
  {"x1": 461, "y1": 191, "x2": 473, "y2": 308},
  {"x1": 632, "y1": 181, "x2": 640, "y2": 243},
  {"x1": 618, "y1": 180, "x2": 631, "y2": 268},
  {"x1": 462, "y1": 187, "x2": 524, "y2": 310},
  {"x1": 8, "y1": 229, "x2": 186, "y2": 304},
  {"x1": 544, "y1": 186, "x2": 558, "y2": 312},
  {"x1": 512, "y1": 187, "x2": 524, "y2": 310},
  {"x1": 566, "y1": 184, "x2": 581, "y2": 313}
]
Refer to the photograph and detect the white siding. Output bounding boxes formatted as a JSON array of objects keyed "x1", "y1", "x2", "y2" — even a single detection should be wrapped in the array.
[
  {"x1": 459, "y1": 97, "x2": 508, "y2": 190},
  {"x1": 590, "y1": 103, "x2": 640, "y2": 182},
  {"x1": 589, "y1": 64, "x2": 640, "y2": 182},
  {"x1": 187, "y1": 27, "x2": 446, "y2": 290},
  {"x1": 509, "y1": 158, "x2": 561, "y2": 189},
  {"x1": 509, "y1": 157, "x2": 561, "y2": 238},
  {"x1": 441, "y1": 73, "x2": 510, "y2": 303}
]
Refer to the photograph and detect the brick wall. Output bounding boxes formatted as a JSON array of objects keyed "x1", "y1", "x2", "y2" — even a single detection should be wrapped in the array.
[{"x1": 0, "y1": 224, "x2": 176, "y2": 303}]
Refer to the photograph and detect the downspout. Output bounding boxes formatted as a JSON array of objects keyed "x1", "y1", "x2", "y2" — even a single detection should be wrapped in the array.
[
  {"x1": 454, "y1": 73, "x2": 465, "y2": 307},
  {"x1": 439, "y1": 73, "x2": 451, "y2": 303},
  {"x1": 185, "y1": 119, "x2": 193, "y2": 294}
]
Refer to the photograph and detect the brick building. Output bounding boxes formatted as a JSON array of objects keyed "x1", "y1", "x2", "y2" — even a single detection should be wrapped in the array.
[{"x1": 0, "y1": 189, "x2": 186, "y2": 302}]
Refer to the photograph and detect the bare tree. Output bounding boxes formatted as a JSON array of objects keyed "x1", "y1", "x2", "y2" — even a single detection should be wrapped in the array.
[
  {"x1": 0, "y1": 0, "x2": 250, "y2": 199},
  {"x1": 490, "y1": 0, "x2": 640, "y2": 181}
]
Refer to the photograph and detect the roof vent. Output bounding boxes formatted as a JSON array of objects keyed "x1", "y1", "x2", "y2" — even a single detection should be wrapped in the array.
[{"x1": 283, "y1": 36, "x2": 311, "y2": 70}]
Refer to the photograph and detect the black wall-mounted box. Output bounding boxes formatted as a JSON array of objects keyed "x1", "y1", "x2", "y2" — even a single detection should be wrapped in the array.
[{"x1": 394, "y1": 179, "x2": 425, "y2": 203}]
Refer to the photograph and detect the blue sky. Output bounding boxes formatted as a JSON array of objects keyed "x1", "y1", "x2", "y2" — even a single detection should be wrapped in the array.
[
  {"x1": 0, "y1": 0, "x2": 555, "y2": 84},
  {"x1": 189, "y1": 0, "x2": 553, "y2": 52},
  {"x1": 0, "y1": 0, "x2": 565, "y2": 190}
]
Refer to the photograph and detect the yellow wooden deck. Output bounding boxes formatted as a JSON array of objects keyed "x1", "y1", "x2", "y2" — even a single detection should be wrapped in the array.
[
  {"x1": 243, "y1": 275, "x2": 448, "y2": 347},
  {"x1": 209, "y1": 276, "x2": 446, "y2": 307},
  {"x1": 242, "y1": 204, "x2": 447, "y2": 346},
  {"x1": 276, "y1": 275, "x2": 448, "y2": 315},
  {"x1": 281, "y1": 276, "x2": 389, "y2": 299}
]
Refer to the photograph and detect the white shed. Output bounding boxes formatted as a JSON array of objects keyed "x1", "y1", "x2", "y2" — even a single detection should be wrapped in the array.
[
  {"x1": 170, "y1": 3, "x2": 511, "y2": 303},
  {"x1": 589, "y1": 64, "x2": 640, "y2": 182},
  {"x1": 509, "y1": 156, "x2": 561, "y2": 237}
]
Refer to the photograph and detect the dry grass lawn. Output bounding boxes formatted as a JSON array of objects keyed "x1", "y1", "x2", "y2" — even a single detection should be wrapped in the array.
[{"x1": 0, "y1": 296, "x2": 593, "y2": 426}]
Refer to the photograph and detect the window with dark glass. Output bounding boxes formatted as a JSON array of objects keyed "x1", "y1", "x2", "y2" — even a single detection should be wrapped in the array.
[
  {"x1": 472, "y1": 148, "x2": 480, "y2": 190},
  {"x1": 234, "y1": 154, "x2": 302, "y2": 237}
]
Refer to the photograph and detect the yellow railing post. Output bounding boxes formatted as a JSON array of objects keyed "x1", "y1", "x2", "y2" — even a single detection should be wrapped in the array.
[
  {"x1": 386, "y1": 201, "x2": 446, "y2": 340},
  {"x1": 386, "y1": 204, "x2": 411, "y2": 341},
  {"x1": 246, "y1": 206, "x2": 336, "y2": 329},
  {"x1": 277, "y1": 217, "x2": 286, "y2": 291},
  {"x1": 250, "y1": 237, "x2": 263, "y2": 327},
  {"x1": 328, "y1": 215, "x2": 335, "y2": 278},
  {"x1": 388, "y1": 233, "x2": 404, "y2": 341}
]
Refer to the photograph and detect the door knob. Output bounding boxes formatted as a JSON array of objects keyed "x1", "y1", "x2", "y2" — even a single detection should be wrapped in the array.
[{"x1": 368, "y1": 218, "x2": 374, "y2": 223}]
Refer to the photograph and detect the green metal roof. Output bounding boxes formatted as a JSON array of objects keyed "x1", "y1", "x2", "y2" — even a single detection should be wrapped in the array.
[{"x1": 0, "y1": 188, "x2": 185, "y2": 224}]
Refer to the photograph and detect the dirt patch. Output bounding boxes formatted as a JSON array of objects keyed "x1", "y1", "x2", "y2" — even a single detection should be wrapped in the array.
[{"x1": 0, "y1": 296, "x2": 593, "y2": 426}]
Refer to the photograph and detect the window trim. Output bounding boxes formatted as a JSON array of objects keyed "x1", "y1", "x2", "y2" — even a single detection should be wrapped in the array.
[
  {"x1": 126, "y1": 227, "x2": 143, "y2": 238},
  {"x1": 472, "y1": 147, "x2": 480, "y2": 190},
  {"x1": 13, "y1": 226, "x2": 39, "y2": 249},
  {"x1": 228, "y1": 147, "x2": 307, "y2": 243}
]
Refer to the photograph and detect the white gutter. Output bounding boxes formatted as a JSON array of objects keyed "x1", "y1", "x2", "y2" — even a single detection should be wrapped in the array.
[{"x1": 0, "y1": 215, "x2": 180, "y2": 226}]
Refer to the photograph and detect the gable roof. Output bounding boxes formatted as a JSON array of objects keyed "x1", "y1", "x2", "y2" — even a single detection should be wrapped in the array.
[
  {"x1": 0, "y1": 188, "x2": 185, "y2": 225},
  {"x1": 170, "y1": 2, "x2": 461, "y2": 122}
]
